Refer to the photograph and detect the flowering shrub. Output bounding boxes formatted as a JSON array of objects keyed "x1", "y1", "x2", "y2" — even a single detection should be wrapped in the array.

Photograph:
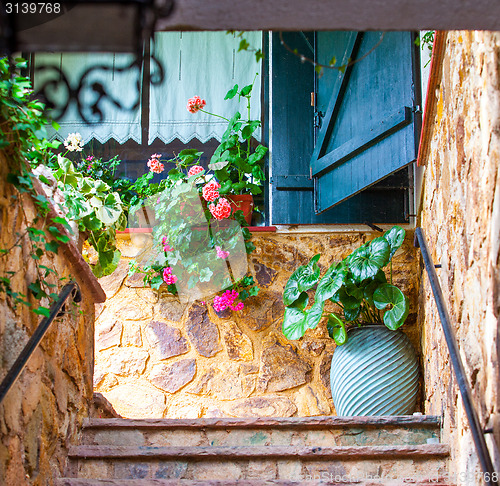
[
  {"x1": 128, "y1": 149, "x2": 259, "y2": 312},
  {"x1": 209, "y1": 197, "x2": 232, "y2": 220},
  {"x1": 188, "y1": 79, "x2": 267, "y2": 197}
]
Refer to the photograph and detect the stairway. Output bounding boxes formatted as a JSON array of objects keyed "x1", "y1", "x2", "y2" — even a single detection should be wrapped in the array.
[{"x1": 57, "y1": 415, "x2": 453, "y2": 485}]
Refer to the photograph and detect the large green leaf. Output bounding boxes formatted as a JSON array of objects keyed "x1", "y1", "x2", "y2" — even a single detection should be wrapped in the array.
[
  {"x1": 316, "y1": 263, "x2": 345, "y2": 302},
  {"x1": 282, "y1": 307, "x2": 307, "y2": 340},
  {"x1": 283, "y1": 272, "x2": 301, "y2": 306},
  {"x1": 383, "y1": 225, "x2": 406, "y2": 259},
  {"x1": 327, "y1": 314, "x2": 347, "y2": 345},
  {"x1": 305, "y1": 300, "x2": 325, "y2": 330},
  {"x1": 337, "y1": 286, "x2": 362, "y2": 310},
  {"x1": 373, "y1": 283, "x2": 409, "y2": 330},
  {"x1": 290, "y1": 291, "x2": 309, "y2": 310},
  {"x1": 344, "y1": 278, "x2": 363, "y2": 301},
  {"x1": 297, "y1": 254, "x2": 321, "y2": 292},
  {"x1": 349, "y1": 237, "x2": 390, "y2": 280},
  {"x1": 344, "y1": 306, "x2": 361, "y2": 322}
]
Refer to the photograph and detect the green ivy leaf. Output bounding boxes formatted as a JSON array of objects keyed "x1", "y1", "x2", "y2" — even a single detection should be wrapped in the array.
[
  {"x1": 240, "y1": 84, "x2": 253, "y2": 97},
  {"x1": 349, "y1": 237, "x2": 390, "y2": 281},
  {"x1": 327, "y1": 314, "x2": 347, "y2": 345},
  {"x1": 296, "y1": 254, "x2": 321, "y2": 292},
  {"x1": 383, "y1": 225, "x2": 406, "y2": 259},
  {"x1": 33, "y1": 306, "x2": 51, "y2": 317},
  {"x1": 283, "y1": 272, "x2": 301, "y2": 306},
  {"x1": 373, "y1": 283, "x2": 409, "y2": 330},
  {"x1": 224, "y1": 84, "x2": 239, "y2": 100},
  {"x1": 282, "y1": 306, "x2": 307, "y2": 340},
  {"x1": 305, "y1": 300, "x2": 325, "y2": 330},
  {"x1": 316, "y1": 263, "x2": 344, "y2": 302}
]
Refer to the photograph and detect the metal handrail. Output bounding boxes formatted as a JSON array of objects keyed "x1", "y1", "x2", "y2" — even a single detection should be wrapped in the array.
[
  {"x1": 415, "y1": 227, "x2": 498, "y2": 485},
  {"x1": 0, "y1": 281, "x2": 82, "y2": 405}
]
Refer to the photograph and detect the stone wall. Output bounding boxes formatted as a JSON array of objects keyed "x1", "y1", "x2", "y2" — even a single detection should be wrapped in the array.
[
  {"x1": 0, "y1": 152, "x2": 104, "y2": 485},
  {"x1": 418, "y1": 31, "x2": 500, "y2": 482},
  {"x1": 94, "y1": 230, "x2": 420, "y2": 419}
]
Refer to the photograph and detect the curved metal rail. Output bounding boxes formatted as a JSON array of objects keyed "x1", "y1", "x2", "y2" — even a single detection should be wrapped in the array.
[
  {"x1": 415, "y1": 227, "x2": 498, "y2": 485},
  {"x1": 0, "y1": 281, "x2": 82, "y2": 404}
]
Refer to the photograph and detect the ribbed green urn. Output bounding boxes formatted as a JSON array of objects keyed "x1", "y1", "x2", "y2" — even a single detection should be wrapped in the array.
[{"x1": 330, "y1": 325, "x2": 419, "y2": 416}]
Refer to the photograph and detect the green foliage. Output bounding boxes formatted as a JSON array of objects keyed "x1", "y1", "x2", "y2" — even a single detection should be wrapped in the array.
[
  {"x1": 205, "y1": 80, "x2": 268, "y2": 196},
  {"x1": 47, "y1": 155, "x2": 126, "y2": 277},
  {"x1": 281, "y1": 226, "x2": 409, "y2": 345}
]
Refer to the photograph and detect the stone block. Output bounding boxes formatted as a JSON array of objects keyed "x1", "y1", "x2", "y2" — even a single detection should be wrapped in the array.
[
  {"x1": 144, "y1": 321, "x2": 189, "y2": 359},
  {"x1": 98, "y1": 259, "x2": 129, "y2": 298},
  {"x1": 186, "y1": 303, "x2": 222, "y2": 357},
  {"x1": 149, "y1": 359, "x2": 196, "y2": 393},
  {"x1": 257, "y1": 337, "x2": 312, "y2": 393},
  {"x1": 238, "y1": 290, "x2": 284, "y2": 331},
  {"x1": 102, "y1": 383, "x2": 167, "y2": 418},
  {"x1": 222, "y1": 321, "x2": 253, "y2": 361},
  {"x1": 106, "y1": 348, "x2": 149, "y2": 376},
  {"x1": 226, "y1": 396, "x2": 297, "y2": 418},
  {"x1": 157, "y1": 294, "x2": 187, "y2": 322},
  {"x1": 95, "y1": 319, "x2": 122, "y2": 352}
]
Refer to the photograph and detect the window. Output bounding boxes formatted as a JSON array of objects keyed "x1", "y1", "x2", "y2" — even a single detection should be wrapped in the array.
[{"x1": 268, "y1": 31, "x2": 421, "y2": 225}]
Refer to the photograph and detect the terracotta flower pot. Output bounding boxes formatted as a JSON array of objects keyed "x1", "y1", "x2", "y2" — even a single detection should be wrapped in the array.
[{"x1": 226, "y1": 194, "x2": 254, "y2": 225}]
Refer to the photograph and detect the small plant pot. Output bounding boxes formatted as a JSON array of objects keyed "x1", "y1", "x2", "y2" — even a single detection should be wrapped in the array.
[
  {"x1": 226, "y1": 194, "x2": 254, "y2": 225},
  {"x1": 330, "y1": 325, "x2": 419, "y2": 416}
]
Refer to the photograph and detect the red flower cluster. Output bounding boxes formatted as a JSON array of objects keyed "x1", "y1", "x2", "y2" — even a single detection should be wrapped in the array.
[
  {"x1": 147, "y1": 153, "x2": 164, "y2": 174},
  {"x1": 209, "y1": 197, "x2": 232, "y2": 220},
  {"x1": 187, "y1": 96, "x2": 206, "y2": 114},
  {"x1": 188, "y1": 165, "x2": 204, "y2": 177},
  {"x1": 202, "y1": 181, "x2": 221, "y2": 202}
]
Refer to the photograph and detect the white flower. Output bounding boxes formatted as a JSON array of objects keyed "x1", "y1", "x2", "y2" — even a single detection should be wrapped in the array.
[{"x1": 63, "y1": 132, "x2": 84, "y2": 152}]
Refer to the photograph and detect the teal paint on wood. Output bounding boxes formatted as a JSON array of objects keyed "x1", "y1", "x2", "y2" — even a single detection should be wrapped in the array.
[
  {"x1": 270, "y1": 31, "x2": 415, "y2": 225},
  {"x1": 312, "y1": 31, "x2": 418, "y2": 214}
]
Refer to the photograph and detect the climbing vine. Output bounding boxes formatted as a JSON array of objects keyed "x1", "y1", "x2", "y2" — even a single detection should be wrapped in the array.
[{"x1": 0, "y1": 57, "x2": 125, "y2": 317}]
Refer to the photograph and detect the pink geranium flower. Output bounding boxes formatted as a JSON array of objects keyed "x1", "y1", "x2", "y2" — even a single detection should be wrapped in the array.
[
  {"x1": 188, "y1": 165, "x2": 204, "y2": 177},
  {"x1": 216, "y1": 246, "x2": 230, "y2": 259},
  {"x1": 209, "y1": 197, "x2": 232, "y2": 220},
  {"x1": 202, "y1": 181, "x2": 221, "y2": 202},
  {"x1": 162, "y1": 267, "x2": 178, "y2": 285},
  {"x1": 187, "y1": 96, "x2": 206, "y2": 113},
  {"x1": 162, "y1": 236, "x2": 174, "y2": 252},
  {"x1": 213, "y1": 290, "x2": 244, "y2": 312},
  {"x1": 147, "y1": 153, "x2": 164, "y2": 174}
]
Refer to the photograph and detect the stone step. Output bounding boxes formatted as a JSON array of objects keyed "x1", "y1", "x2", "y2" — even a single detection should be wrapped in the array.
[
  {"x1": 57, "y1": 479, "x2": 457, "y2": 486},
  {"x1": 82, "y1": 416, "x2": 442, "y2": 448},
  {"x1": 68, "y1": 444, "x2": 450, "y2": 481}
]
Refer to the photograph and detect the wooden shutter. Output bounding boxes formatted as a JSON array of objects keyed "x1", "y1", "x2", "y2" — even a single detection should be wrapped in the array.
[{"x1": 311, "y1": 31, "x2": 419, "y2": 214}]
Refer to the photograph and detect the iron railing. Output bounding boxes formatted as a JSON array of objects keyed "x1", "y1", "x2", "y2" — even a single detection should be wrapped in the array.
[
  {"x1": 0, "y1": 281, "x2": 81, "y2": 405},
  {"x1": 415, "y1": 227, "x2": 498, "y2": 485}
]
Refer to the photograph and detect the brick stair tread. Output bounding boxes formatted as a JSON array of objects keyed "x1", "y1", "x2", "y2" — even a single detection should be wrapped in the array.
[
  {"x1": 83, "y1": 415, "x2": 441, "y2": 431},
  {"x1": 69, "y1": 443, "x2": 449, "y2": 459},
  {"x1": 56, "y1": 479, "x2": 456, "y2": 486}
]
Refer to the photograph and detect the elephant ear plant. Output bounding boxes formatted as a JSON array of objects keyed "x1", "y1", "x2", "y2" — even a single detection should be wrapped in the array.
[{"x1": 282, "y1": 226, "x2": 408, "y2": 345}]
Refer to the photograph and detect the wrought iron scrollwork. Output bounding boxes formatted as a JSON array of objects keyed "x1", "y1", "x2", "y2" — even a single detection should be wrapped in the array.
[{"x1": 34, "y1": 51, "x2": 164, "y2": 124}]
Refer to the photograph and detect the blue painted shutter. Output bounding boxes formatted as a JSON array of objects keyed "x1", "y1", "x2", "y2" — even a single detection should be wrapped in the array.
[
  {"x1": 311, "y1": 31, "x2": 418, "y2": 214},
  {"x1": 270, "y1": 31, "x2": 419, "y2": 225}
]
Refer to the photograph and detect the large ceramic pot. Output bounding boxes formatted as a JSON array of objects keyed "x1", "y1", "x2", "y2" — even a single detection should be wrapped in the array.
[
  {"x1": 330, "y1": 325, "x2": 419, "y2": 416},
  {"x1": 227, "y1": 194, "x2": 254, "y2": 225}
]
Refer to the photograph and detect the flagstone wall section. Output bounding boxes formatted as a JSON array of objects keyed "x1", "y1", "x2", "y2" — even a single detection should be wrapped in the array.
[
  {"x1": 94, "y1": 230, "x2": 420, "y2": 419},
  {"x1": 0, "y1": 152, "x2": 104, "y2": 485},
  {"x1": 418, "y1": 31, "x2": 500, "y2": 481}
]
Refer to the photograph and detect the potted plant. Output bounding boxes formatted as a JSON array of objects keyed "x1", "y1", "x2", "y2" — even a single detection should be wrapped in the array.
[
  {"x1": 127, "y1": 149, "x2": 259, "y2": 313},
  {"x1": 281, "y1": 226, "x2": 419, "y2": 416},
  {"x1": 187, "y1": 77, "x2": 268, "y2": 224}
]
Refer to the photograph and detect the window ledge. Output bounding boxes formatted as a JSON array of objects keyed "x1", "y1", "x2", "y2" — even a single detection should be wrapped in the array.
[{"x1": 118, "y1": 226, "x2": 277, "y2": 235}]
